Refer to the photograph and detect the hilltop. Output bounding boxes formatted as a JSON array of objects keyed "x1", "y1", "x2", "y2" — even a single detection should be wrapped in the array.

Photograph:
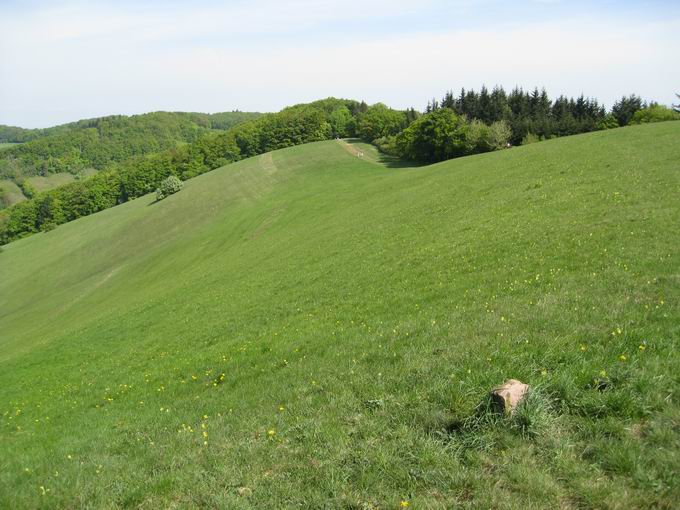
[{"x1": 1, "y1": 123, "x2": 679, "y2": 508}]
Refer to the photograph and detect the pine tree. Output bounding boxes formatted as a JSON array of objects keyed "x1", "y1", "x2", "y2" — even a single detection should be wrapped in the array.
[
  {"x1": 425, "y1": 98, "x2": 440, "y2": 114},
  {"x1": 489, "y1": 86, "x2": 508, "y2": 122},
  {"x1": 612, "y1": 95, "x2": 644, "y2": 126},
  {"x1": 457, "y1": 88, "x2": 467, "y2": 116},
  {"x1": 478, "y1": 86, "x2": 492, "y2": 123},
  {"x1": 405, "y1": 108, "x2": 419, "y2": 124},
  {"x1": 441, "y1": 91, "x2": 455, "y2": 109}
]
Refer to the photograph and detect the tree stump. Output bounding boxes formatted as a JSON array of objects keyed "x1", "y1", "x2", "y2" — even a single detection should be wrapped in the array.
[{"x1": 490, "y1": 379, "x2": 529, "y2": 414}]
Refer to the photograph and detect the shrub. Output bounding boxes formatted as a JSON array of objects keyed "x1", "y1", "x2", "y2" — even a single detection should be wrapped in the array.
[
  {"x1": 597, "y1": 113, "x2": 619, "y2": 130},
  {"x1": 466, "y1": 120, "x2": 511, "y2": 153},
  {"x1": 629, "y1": 104, "x2": 680, "y2": 125},
  {"x1": 521, "y1": 132, "x2": 541, "y2": 145},
  {"x1": 372, "y1": 135, "x2": 399, "y2": 156},
  {"x1": 18, "y1": 179, "x2": 36, "y2": 199},
  {"x1": 487, "y1": 120, "x2": 512, "y2": 150},
  {"x1": 466, "y1": 119, "x2": 492, "y2": 153},
  {"x1": 156, "y1": 175, "x2": 183, "y2": 201}
]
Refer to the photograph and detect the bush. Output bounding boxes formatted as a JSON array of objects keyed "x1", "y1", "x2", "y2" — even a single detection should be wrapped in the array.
[
  {"x1": 372, "y1": 135, "x2": 399, "y2": 156},
  {"x1": 466, "y1": 120, "x2": 492, "y2": 153},
  {"x1": 466, "y1": 120, "x2": 511, "y2": 153},
  {"x1": 156, "y1": 175, "x2": 183, "y2": 201},
  {"x1": 18, "y1": 179, "x2": 36, "y2": 199},
  {"x1": 629, "y1": 104, "x2": 680, "y2": 125},
  {"x1": 487, "y1": 120, "x2": 512, "y2": 150},
  {"x1": 521, "y1": 132, "x2": 541, "y2": 145},
  {"x1": 597, "y1": 113, "x2": 619, "y2": 130}
]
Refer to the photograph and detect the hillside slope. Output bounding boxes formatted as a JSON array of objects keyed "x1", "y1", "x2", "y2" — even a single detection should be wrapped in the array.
[{"x1": 1, "y1": 123, "x2": 679, "y2": 508}]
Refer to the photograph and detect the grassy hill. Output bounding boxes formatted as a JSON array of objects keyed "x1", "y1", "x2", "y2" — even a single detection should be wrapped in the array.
[{"x1": 1, "y1": 122, "x2": 678, "y2": 508}]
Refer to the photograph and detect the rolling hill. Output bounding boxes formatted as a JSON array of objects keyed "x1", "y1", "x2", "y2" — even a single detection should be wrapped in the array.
[{"x1": 1, "y1": 122, "x2": 679, "y2": 508}]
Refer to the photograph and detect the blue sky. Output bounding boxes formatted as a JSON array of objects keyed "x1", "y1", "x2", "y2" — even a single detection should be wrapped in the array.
[{"x1": 1, "y1": 0, "x2": 678, "y2": 127}]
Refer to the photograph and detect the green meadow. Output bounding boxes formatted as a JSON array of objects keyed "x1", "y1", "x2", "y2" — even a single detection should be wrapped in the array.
[
  {"x1": 1, "y1": 171, "x2": 99, "y2": 210},
  {"x1": 0, "y1": 180, "x2": 26, "y2": 208},
  {"x1": 1, "y1": 123, "x2": 679, "y2": 508},
  {"x1": 25, "y1": 170, "x2": 98, "y2": 194}
]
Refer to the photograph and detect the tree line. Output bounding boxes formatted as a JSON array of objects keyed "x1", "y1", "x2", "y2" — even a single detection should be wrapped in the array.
[
  {"x1": 363, "y1": 87, "x2": 678, "y2": 163},
  {"x1": 426, "y1": 86, "x2": 678, "y2": 145}
]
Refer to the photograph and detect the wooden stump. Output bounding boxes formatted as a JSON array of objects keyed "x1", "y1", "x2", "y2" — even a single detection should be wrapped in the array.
[{"x1": 491, "y1": 379, "x2": 529, "y2": 414}]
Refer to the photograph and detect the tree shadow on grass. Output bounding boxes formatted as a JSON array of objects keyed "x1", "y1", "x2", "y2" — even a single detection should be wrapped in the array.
[{"x1": 376, "y1": 153, "x2": 423, "y2": 169}]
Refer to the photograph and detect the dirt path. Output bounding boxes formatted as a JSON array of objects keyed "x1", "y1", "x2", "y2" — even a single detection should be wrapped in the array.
[
  {"x1": 336, "y1": 139, "x2": 382, "y2": 165},
  {"x1": 336, "y1": 139, "x2": 414, "y2": 169},
  {"x1": 337, "y1": 139, "x2": 363, "y2": 157}
]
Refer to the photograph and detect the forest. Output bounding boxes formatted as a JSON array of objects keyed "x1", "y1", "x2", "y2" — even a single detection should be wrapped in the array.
[{"x1": 0, "y1": 111, "x2": 260, "y2": 179}]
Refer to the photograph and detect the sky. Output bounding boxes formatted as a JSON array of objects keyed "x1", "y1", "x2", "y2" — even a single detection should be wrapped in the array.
[{"x1": 1, "y1": 0, "x2": 678, "y2": 128}]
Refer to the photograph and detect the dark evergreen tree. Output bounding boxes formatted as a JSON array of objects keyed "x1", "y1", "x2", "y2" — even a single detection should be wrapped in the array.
[
  {"x1": 405, "y1": 108, "x2": 420, "y2": 124},
  {"x1": 477, "y1": 86, "x2": 492, "y2": 124},
  {"x1": 429, "y1": 85, "x2": 630, "y2": 143},
  {"x1": 612, "y1": 95, "x2": 645, "y2": 126},
  {"x1": 489, "y1": 86, "x2": 509, "y2": 121},
  {"x1": 441, "y1": 91, "x2": 455, "y2": 110}
]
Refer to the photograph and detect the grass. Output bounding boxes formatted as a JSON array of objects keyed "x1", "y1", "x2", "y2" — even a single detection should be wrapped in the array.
[
  {"x1": 1, "y1": 122, "x2": 679, "y2": 508},
  {"x1": 0, "y1": 142, "x2": 22, "y2": 151},
  {"x1": 26, "y1": 173, "x2": 75, "y2": 193},
  {"x1": 343, "y1": 138, "x2": 418, "y2": 168},
  {"x1": 0, "y1": 170, "x2": 99, "y2": 209},
  {"x1": 24, "y1": 171, "x2": 100, "y2": 193},
  {"x1": 0, "y1": 179, "x2": 26, "y2": 208}
]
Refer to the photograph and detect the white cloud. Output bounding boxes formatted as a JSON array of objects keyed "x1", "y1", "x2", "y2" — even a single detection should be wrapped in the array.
[{"x1": 1, "y1": 1, "x2": 678, "y2": 127}]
